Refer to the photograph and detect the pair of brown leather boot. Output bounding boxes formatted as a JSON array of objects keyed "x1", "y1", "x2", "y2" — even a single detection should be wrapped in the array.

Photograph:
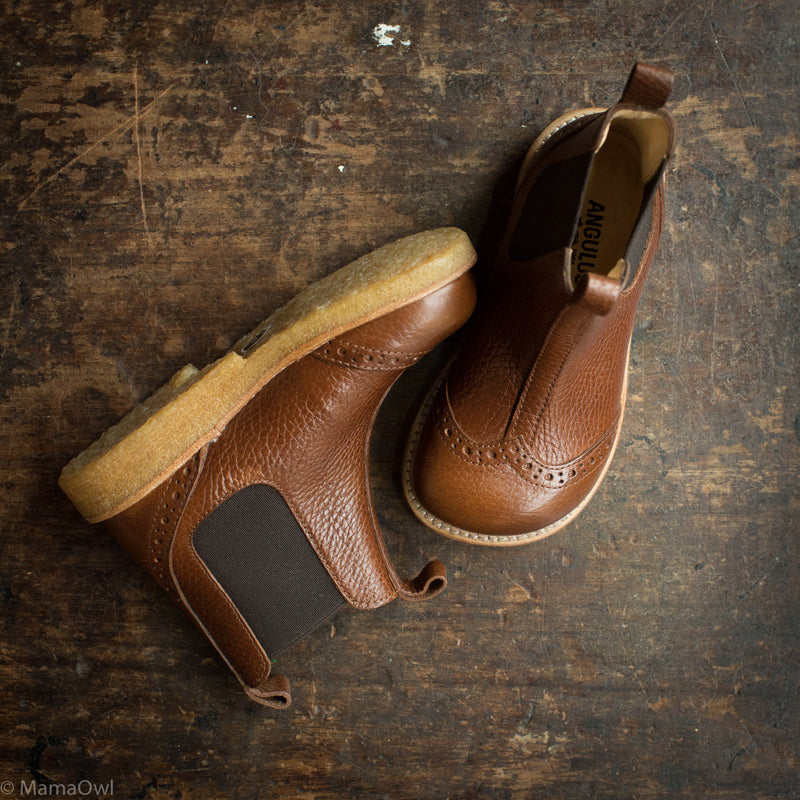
[{"x1": 60, "y1": 63, "x2": 676, "y2": 707}]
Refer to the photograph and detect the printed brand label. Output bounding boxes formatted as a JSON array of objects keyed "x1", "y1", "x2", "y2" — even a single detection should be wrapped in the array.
[{"x1": 571, "y1": 200, "x2": 605, "y2": 283}]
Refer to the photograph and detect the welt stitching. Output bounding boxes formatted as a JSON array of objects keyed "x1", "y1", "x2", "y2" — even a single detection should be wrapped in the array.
[{"x1": 335, "y1": 338, "x2": 428, "y2": 358}]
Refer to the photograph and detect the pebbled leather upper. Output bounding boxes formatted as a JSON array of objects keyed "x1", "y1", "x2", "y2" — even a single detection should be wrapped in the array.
[
  {"x1": 105, "y1": 271, "x2": 477, "y2": 704},
  {"x1": 408, "y1": 64, "x2": 676, "y2": 541}
]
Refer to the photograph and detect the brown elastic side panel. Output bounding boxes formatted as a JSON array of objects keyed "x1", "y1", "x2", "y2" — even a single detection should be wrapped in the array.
[
  {"x1": 192, "y1": 484, "x2": 346, "y2": 658},
  {"x1": 622, "y1": 167, "x2": 665, "y2": 288}
]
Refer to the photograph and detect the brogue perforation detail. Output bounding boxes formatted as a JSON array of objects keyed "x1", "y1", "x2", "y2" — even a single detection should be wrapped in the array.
[
  {"x1": 148, "y1": 453, "x2": 200, "y2": 595},
  {"x1": 315, "y1": 337, "x2": 424, "y2": 371},
  {"x1": 436, "y1": 402, "x2": 616, "y2": 489}
]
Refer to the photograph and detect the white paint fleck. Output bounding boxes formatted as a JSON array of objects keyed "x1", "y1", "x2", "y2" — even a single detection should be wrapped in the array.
[
  {"x1": 338, "y1": 165, "x2": 345, "y2": 173},
  {"x1": 246, "y1": 114, "x2": 254, "y2": 119},
  {"x1": 372, "y1": 23, "x2": 400, "y2": 46},
  {"x1": 372, "y1": 23, "x2": 410, "y2": 47}
]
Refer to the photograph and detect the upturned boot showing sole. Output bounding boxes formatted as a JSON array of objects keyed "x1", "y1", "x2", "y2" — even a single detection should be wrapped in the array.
[
  {"x1": 404, "y1": 64, "x2": 676, "y2": 545},
  {"x1": 60, "y1": 228, "x2": 477, "y2": 706}
]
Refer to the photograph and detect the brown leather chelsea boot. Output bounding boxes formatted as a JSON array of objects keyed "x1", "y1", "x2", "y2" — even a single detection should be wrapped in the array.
[
  {"x1": 404, "y1": 64, "x2": 676, "y2": 545},
  {"x1": 60, "y1": 228, "x2": 477, "y2": 706}
]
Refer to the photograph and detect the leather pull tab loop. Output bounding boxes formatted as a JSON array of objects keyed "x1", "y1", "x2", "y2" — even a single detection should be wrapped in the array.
[
  {"x1": 572, "y1": 273, "x2": 621, "y2": 317},
  {"x1": 397, "y1": 559, "x2": 448, "y2": 601},
  {"x1": 244, "y1": 673, "x2": 292, "y2": 708},
  {"x1": 620, "y1": 62, "x2": 674, "y2": 108}
]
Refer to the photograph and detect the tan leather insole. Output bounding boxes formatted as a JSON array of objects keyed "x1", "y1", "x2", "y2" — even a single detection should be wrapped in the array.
[{"x1": 570, "y1": 129, "x2": 644, "y2": 285}]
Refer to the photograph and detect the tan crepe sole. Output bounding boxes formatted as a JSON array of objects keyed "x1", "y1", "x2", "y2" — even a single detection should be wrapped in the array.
[
  {"x1": 402, "y1": 106, "x2": 629, "y2": 546},
  {"x1": 60, "y1": 228, "x2": 476, "y2": 524}
]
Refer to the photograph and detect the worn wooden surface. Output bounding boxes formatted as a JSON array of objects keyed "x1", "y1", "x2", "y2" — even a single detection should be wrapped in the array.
[{"x1": 2, "y1": 1, "x2": 799, "y2": 798}]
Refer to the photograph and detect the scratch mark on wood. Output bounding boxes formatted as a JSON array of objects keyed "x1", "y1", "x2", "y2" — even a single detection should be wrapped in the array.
[
  {"x1": 507, "y1": 575, "x2": 532, "y2": 600},
  {"x1": 727, "y1": 747, "x2": 747, "y2": 771},
  {"x1": 710, "y1": 277, "x2": 719, "y2": 384},
  {"x1": 604, "y1": 593, "x2": 648, "y2": 694},
  {"x1": 133, "y1": 63, "x2": 154, "y2": 248},
  {"x1": 247, "y1": 49, "x2": 270, "y2": 119},
  {"x1": 203, "y1": 0, "x2": 232, "y2": 63},
  {"x1": 1, "y1": 281, "x2": 20, "y2": 364},
  {"x1": 315, "y1": 744, "x2": 375, "y2": 777},
  {"x1": 710, "y1": 21, "x2": 755, "y2": 127},
  {"x1": 17, "y1": 81, "x2": 177, "y2": 212},
  {"x1": 737, "y1": 555, "x2": 783, "y2": 604},
  {"x1": 604, "y1": 593, "x2": 629, "y2": 658},
  {"x1": 654, "y1": 7, "x2": 689, "y2": 43},
  {"x1": 518, "y1": 700, "x2": 536, "y2": 730}
]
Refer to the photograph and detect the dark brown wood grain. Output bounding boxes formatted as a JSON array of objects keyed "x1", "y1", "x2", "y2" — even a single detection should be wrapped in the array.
[{"x1": 1, "y1": 2, "x2": 798, "y2": 798}]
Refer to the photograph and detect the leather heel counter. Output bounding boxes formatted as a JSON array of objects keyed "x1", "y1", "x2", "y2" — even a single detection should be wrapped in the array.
[{"x1": 104, "y1": 451, "x2": 204, "y2": 600}]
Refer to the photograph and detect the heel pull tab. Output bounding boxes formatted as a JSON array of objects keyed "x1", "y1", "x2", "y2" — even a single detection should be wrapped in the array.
[
  {"x1": 245, "y1": 673, "x2": 292, "y2": 708},
  {"x1": 395, "y1": 559, "x2": 448, "y2": 601},
  {"x1": 572, "y1": 273, "x2": 621, "y2": 317},
  {"x1": 620, "y1": 63, "x2": 674, "y2": 109}
]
